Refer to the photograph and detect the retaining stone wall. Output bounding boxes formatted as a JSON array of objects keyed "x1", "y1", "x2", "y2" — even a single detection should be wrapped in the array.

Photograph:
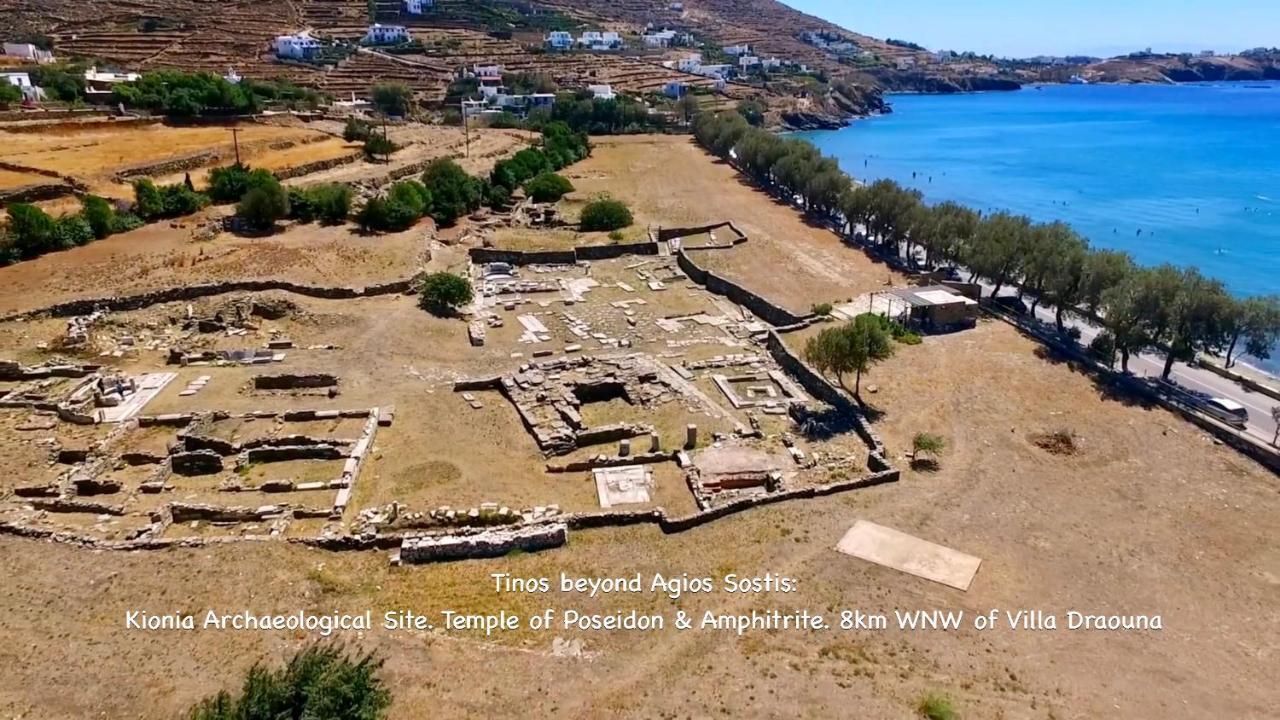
[
  {"x1": 4, "y1": 279, "x2": 414, "y2": 322},
  {"x1": 399, "y1": 523, "x2": 568, "y2": 563},
  {"x1": 676, "y1": 249, "x2": 813, "y2": 327},
  {"x1": 468, "y1": 241, "x2": 659, "y2": 267}
]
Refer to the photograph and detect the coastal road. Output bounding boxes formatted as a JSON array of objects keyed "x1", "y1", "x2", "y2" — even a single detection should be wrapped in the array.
[{"x1": 997, "y1": 287, "x2": 1280, "y2": 446}]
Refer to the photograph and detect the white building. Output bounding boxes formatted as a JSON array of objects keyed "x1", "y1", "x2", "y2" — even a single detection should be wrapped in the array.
[
  {"x1": 738, "y1": 55, "x2": 760, "y2": 69},
  {"x1": 723, "y1": 44, "x2": 751, "y2": 56},
  {"x1": 578, "y1": 31, "x2": 621, "y2": 50},
  {"x1": 587, "y1": 84, "x2": 615, "y2": 100},
  {"x1": 546, "y1": 31, "x2": 573, "y2": 50},
  {"x1": 274, "y1": 32, "x2": 320, "y2": 60},
  {"x1": 404, "y1": 0, "x2": 433, "y2": 14},
  {"x1": 363, "y1": 24, "x2": 410, "y2": 45},
  {"x1": 472, "y1": 64, "x2": 503, "y2": 79},
  {"x1": 761, "y1": 57, "x2": 782, "y2": 70},
  {"x1": 643, "y1": 29, "x2": 683, "y2": 47},
  {"x1": 696, "y1": 64, "x2": 733, "y2": 78},
  {"x1": 223, "y1": 67, "x2": 242, "y2": 84},
  {"x1": 663, "y1": 81, "x2": 687, "y2": 99},
  {"x1": 0, "y1": 71, "x2": 44, "y2": 100},
  {"x1": 3, "y1": 43, "x2": 54, "y2": 64},
  {"x1": 82, "y1": 66, "x2": 140, "y2": 96},
  {"x1": 676, "y1": 53, "x2": 703, "y2": 73}
]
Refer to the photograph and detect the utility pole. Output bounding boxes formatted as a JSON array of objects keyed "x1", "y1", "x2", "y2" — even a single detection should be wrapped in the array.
[
  {"x1": 462, "y1": 100, "x2": 470, "y2": 158},
  {"x1": 229, "y1": 127, "x2": 242, "y2": 166}
]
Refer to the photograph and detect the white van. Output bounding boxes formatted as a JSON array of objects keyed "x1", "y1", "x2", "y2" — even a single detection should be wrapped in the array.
[{"x1": 1200, "y1": 397, "x2": 1249, "y2": 428}]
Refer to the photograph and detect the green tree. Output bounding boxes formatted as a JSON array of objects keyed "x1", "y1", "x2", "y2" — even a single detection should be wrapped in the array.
[
  {"x1": 803, "y1": 314, "x2": 895, "y2": 398},
  {"x1": 0, "y1": 83, "x2": 22, "y2": 107},
  {"x1": 309, "y1": 184, "x2": 353, "y2": 225},
  {"x1": 1021, "y1": 221, "x2": 1087, "y2": 313},
  {"x1": 387, "y1": 180, "x2": 432, "y2": 217},
  {"x1": 736, "y1": 100, "x2": 766, "y2": 126},
  {"x1": 5, "y1": 203, "x2": 56, "y2": 259},
  {"x1": 523, "y1": 172, "x2": 575, "y2": 203},
  {"x1": 186, "y1": 645, "x2": 390, "y2": 720},
  {"x1": 208, "y1": 164, "x2": 256, "y2": 203},
  {"x1": 80, "y1": 195, "x2": 116, "y2": 239},
  {"x1": 132, "y1": 179, "x2": 165, "y2": 220},
  {"x1": 371, "y1": 83, "x2": 412, "y2": 116},
  {"x1": 363, "y1": 133, "x2": 398, "y2": 160},
  {"x1": 579, "y1": 197, "x2": 633, "y2": 231},
  {"x1": 1146, "y1": 267, "x2": 1231, "y2": 380},
  {"x1": 422, "y1": 158, "x2": 480, "y2": 225},
  {"x1": 356, "y1": 197, "x2": 392, "y2": 233},
  {"x1": 236, "y1": 175, "x2": 290, "y2": 231},
  {"x1": 1222, "y1": 295, "x2": 1280, "y2": 368},
  {"x1": 966, "y1": 211, "x2": 1032, "y2": 296},
  {"x1": 343, "y1": 118, "x2": 373, "y2": 142},
  {"x1": 418, "y1": 272, "x2": 474, "y2": 316}
]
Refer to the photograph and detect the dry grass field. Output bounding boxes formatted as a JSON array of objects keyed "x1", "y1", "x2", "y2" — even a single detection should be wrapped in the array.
[{"x1": 0, "y1": 132, "x2": 1275, "y2": 720}]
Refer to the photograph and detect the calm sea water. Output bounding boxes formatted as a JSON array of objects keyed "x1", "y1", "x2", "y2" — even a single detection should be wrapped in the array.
[{"x1": 799, "y1": 83, "x2": 1280, "y2": 372}]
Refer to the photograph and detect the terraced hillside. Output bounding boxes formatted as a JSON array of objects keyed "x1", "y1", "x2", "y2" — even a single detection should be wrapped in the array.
[{"x1": 0, "y1": 0, "x2": 1007, "y2": 111}]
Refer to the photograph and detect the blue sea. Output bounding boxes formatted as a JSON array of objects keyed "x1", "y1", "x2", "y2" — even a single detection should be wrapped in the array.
[{"x1": 799, "y1": 82, "x2": 1280, "y2": 373}]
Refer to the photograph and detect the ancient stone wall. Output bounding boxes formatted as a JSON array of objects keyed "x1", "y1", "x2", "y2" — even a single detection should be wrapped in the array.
[
  {"x1": 676, "y1": 249, "x2": 813, "y2": 327},
  {"x1": 399, "y1": 522, "x2": 568, "y2": 563},
  {"x1": 4, "y1": 279, "x2": 414, "y2": 321},
  {"x1": 274, "y1": 152, "x2": 364, "y2": 181},
  {"x1": 468, "y1": 241, "x2": 659, "y2": 267}
]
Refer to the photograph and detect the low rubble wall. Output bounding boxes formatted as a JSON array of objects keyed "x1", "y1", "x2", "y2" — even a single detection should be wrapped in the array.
[
  {"x1": 676, "y1": 249, "x2": 812, "y2": 327},
  {"x1": 399, "y1": 523, "x2": 568, "y2": 563}
]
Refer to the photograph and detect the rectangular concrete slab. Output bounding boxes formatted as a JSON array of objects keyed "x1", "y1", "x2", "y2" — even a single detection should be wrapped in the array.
[{"x1": 835, "y1": 520, "x2": 982, "y2": 591}]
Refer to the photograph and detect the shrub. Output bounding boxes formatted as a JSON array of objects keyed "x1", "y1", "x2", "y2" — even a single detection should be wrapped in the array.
[
  {"x1": 484, "y1": 182, "x2": 511, "y2": 209},
  {"x1": 363, "y1": 134, "x2": 398, "y2": 160},
  {"x1": 422, "y1": 158, "x2": 481, "y2": 225},
  {"x1": 5, "y1": 203, "x2": 55, "y2": 258},
  {"x1": 1089, "y1": 331, "x2": 1117, "y2": 365},
  {"x1": 418, "y1": 272, "x2": 473, "y2": 316},
  {"x1": 579, "y1": 197, "x2": 633, "y2": 232},
  {"x1": 81, "y1": 195, "x2": 115, "y2": 239},
  {"x1": 343, "y1": 117, "x2": 373, "y2": 142},
  {"x1": 0, "y1": 83, "x2": 22, "y2": 107},
  {"x1": 523, "y1": 172, "x2": 574, "y2": 203},
  {"x1": 208, "y1": 163, "x2": 254, "y2": 202},
  {"x1": 236, "y1": 176, "x2": 290, "y2": 231},
  {"x1": 607, "y1": 230, "x2": 624, "y2": 242},
  {"x1": 287, "y1": 187, "x2": 317, "y2": 223},
  {"x1": 371, "y1": 83, "x2": 412, "y2": 116},
  {"x1": 132, "y1": 179, "x2": 165, "y2": 220},
  {"x1": 111, "y1": 212, "x2": 145, "y2": 233},
  {"x1": 52, "y1": 215, "x2": 94, "y2": 248},
  {"x1": 309, "y1": 184, "x2": 353, "y2": 225},
  {"x1": 160, "y1": 183, "x2": 210, "y2": 217},
  {"x1": 356, "y1": 197, "x2": 389, "y2": 233},
  {"x1": 186, "y1": 645, "x2": 390, "y2": 720},
  {"x1": 387, "y1": 180, "x2": 431, "y2": 217},
  {"x1": 812, "y1": 302, "x2": 833, "y2": 316},
  {"x1": 917, "y1": 692, "x2": 955, "y2": 720}
]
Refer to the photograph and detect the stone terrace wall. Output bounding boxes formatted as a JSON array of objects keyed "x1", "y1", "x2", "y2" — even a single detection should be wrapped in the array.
[
  {"x1": 469, "y1": 241, "x2": 659, "y2": 267},
  {"x1": 656, "y1": 221, "x2": 748, "y2": 248},
  {"x1": 764, "y1": 330, "x2": 889, "y2": 459},
  {"x1": 275, "y1": 152, "x2": 364, "y2": 181},
  {"x1": 676, "y1": 249, "x2": 813, "y2": 327},
  {"x1": 399, "y1": 523, "x2": 568, "y2": 563},
  {"x1": 3, "y1": 279, "x2": 414, "y2": 321}
]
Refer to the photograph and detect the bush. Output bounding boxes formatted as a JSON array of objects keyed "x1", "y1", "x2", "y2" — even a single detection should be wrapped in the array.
[
  {"x1": 52, "y1": 215, "x2": 94, "y2": 248},
  {"x1": 287, "y1": 187, "x2": 317, "y2": 223},
  {"x1": 387, "y1": 180, "x2": 431, "y2": 217},
  {"x1": 355, "y1": 197, "x2": 417, "y2": 233},
  {"x1": 0, "y1": 83, "x2": 22, "y2": 107},
  {"x1": 812, "y1": 302, "x2": 833, "y2": 316},
  {"x1": 422, "y1": 158, "x2": 481, "y2": 225},
  {"x1": 523, "y1": 172, "x2": 575, "y2": 203},
  {"x1": 918, "y1": 693, "x2": 955, "y2": 720},
  {"x1": 208, "y1": 164, "x2": 253, "y2": 202},
  {"x1": 363, "y1": 134, "x2": 398, "y2": 160},
  {"x1": 132, "y1": 179, "x2": 165, "y2": 220},
  {"x1": 309, "y1": 184, "x2": 353, "y2": 225},
  {"x1": 1089, "y1": 331, "x2": 1117, "y2": 365},
  {"x1": 418, "y1": 272, "x2": 473, "y2": 316},
  {"x1": 133, "y1": 179, "x2": 209, "y2": 220},
  {"x1": 579, "y1": 197, "x2": 633, "y2": 232},
  {"x1": 343, "y1": 117, "x2": 373, "y2": 142},
  {"x1": 371, "y1": 83, "x2": 412, "y2": 116},
  {"x1": 236, "y1": 176, "x2": 290, "y2": 231},
  {"x1": 484, "y1": 182, "x2": 511, "y2": 209},
  {"x1": 81, "y1": 195, "x2": 115, "y2": 239},
  {"x1": 111, "y1": 212, "x2": 145, "y2": 233},
  {"x1": 186, "y1": 645, "x2": 390, "y2": 720},
  {"x1": 5, "y1": 203, "x2": 55, "y2": 258},
  {"x1": 607, "y1": 230, "x2": 624, "y2": 242}
]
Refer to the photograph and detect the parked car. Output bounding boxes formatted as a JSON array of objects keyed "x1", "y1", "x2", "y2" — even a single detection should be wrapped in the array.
[{"x1": 991, "y1": 295, "x2": 1028, "y2": 315}]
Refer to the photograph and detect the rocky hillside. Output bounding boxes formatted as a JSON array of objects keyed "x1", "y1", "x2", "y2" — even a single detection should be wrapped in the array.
[
  {"x1": 1079, "y1": 51, "x2": 1280, "y2": 83},
  {"x1": 0, "y1": 0, "x2": 1017, "y2": 122}
]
